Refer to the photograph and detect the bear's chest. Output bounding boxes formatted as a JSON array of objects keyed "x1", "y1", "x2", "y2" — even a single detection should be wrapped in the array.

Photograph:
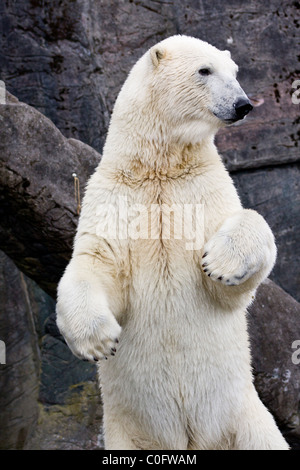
[{"x1": 122, "y1": 174, "x2": 211, "y2": 261}]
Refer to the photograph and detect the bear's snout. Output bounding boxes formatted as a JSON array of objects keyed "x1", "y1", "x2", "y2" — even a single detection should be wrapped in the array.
[{"x1": 233, "y1": 98, "x2": 253, "y2": 121}]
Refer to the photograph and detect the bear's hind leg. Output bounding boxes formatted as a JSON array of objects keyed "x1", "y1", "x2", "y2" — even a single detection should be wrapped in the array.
[
  {"x1": 103, "y1": 415, "x2": 141, "y2": 450},
  {"x1": 234, "y1": 385, "x2": 289, "y2": 450},
  {"x1": 103, "y1": 408, "x2": 182, "y2": 450},
  {"x1": 103, "y1": 409, "x2": 162, "y2": 450}
]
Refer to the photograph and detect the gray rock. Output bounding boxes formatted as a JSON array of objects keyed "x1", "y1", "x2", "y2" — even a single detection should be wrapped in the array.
[
  {"x1": 0, "y1": 250, "x2": 102, "y2": 450},
  {"x1": 232, "y1": 164, "x2": 300, "y2": 301},
  {"x1": 25, "y1": 379, "x2": 104, "y2": 450},
  {"x1": 39, "y1": 334, "x2": 96, "y2": 406},
  {"x1": 0, "y1": 92, "x2": 100, "y2": 297},
  {"x1": 0, "y1": 251, "x2": 39, "y2": 450},
  {"x1": 249, "y1": 279, "x2": 300, "y2": 449}
]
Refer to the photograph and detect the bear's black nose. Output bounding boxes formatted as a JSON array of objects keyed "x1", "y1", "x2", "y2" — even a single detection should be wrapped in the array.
[{"x1": 233, "y1": 98, "x2": 253, "y2": 120}]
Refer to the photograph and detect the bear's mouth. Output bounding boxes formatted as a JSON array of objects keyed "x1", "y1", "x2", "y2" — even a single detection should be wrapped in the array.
[
  {"x1": 223, "y1": 118, "x2": 239, "y2": 125},
  {"x1": 212, "y1": 112, "x2": 241, "y2": 125}
]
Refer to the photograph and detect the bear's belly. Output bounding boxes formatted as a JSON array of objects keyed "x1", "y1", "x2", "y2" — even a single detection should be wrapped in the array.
[{"x1": 100, "y1": 254, "x2": 251, "y2": 448}]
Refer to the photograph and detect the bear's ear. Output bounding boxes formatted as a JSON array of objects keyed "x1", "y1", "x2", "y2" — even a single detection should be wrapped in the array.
[
  {"x1": 223, "y1": 50, "x2": 231, "y2": 58},
  {"x1": 150, "y1": 46, "x2": 165, "y2": 67}
]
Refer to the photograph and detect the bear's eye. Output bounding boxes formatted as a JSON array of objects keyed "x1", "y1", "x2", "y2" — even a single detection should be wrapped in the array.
[{"x1": 199, "y1": 68, "x2": 212, "y2": 76}]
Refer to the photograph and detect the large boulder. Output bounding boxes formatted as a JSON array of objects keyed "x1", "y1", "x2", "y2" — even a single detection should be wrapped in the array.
[
  {"x1": 249, "y1": 279, "x2": 300, "y2": 449},
  {"x1": 0, "y1": 92, "x2": 99, "y2": 297},
  {"x1": 0, "y1": 250, "x2": 103, "y2": 450},
  {"x1": 0, "y1": 251, "x2": 39, "y2": 449},
  {"x1": 231, "y1": 165, "x2": 300, "y2": 301}
]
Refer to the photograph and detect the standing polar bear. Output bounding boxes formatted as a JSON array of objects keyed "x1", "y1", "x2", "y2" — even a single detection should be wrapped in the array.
[{"x1": 56, "y1": 35, "x2": 289, "y2": 450}]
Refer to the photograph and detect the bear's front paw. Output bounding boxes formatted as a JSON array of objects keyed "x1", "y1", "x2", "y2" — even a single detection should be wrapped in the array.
[
  {"x1": 200, "y1": 210, "x2": 276, "y2": 287},
  {"x1": 57, "y1": 309, "x2": 122, "y2": 363},
  {"x1": 201, "y1": 233, "x2": 262, "y2": 286}
]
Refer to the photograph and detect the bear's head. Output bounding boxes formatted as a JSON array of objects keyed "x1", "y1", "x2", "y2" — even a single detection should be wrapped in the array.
[
  {"x1": 109, "y1": 35, "x2": 253, "y2": 152},
  {"x1": 144, "y1": 35, "x2": 253, "y2": 143}
]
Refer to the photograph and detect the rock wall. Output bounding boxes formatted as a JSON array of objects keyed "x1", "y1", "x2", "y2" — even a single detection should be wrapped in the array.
[
  {"x1": 0, "y1": 0, "x2": 299, "y2": 299},
  {"x1": 0, "y1": 251, "x2": 39, "y2": 449},
  {"x1": 0, "y1": 250, "x2": 103, "y2": 450},
  {"x1": 0, "y1": 0, "x2": 299, "y2": 450}
]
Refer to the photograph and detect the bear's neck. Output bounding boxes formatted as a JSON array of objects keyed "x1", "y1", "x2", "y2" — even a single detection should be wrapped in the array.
[{"x1": 101, "y1": 106, "x2": 220, "y2": 177}]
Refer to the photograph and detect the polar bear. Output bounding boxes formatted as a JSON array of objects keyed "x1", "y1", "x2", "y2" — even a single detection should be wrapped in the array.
[{"x1": 56, "y1": 35, "x2": 289, "y2": 450}]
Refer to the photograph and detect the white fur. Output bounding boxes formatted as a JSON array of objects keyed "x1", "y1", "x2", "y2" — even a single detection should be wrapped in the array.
[{"x1": 56, "y1": 35, "x2": 289, "y2": 450}]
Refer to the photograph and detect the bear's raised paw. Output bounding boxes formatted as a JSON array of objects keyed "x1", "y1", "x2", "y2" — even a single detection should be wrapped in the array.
[{"x1": 200, "y1": 214, "x2": 271, "y2": 286}]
